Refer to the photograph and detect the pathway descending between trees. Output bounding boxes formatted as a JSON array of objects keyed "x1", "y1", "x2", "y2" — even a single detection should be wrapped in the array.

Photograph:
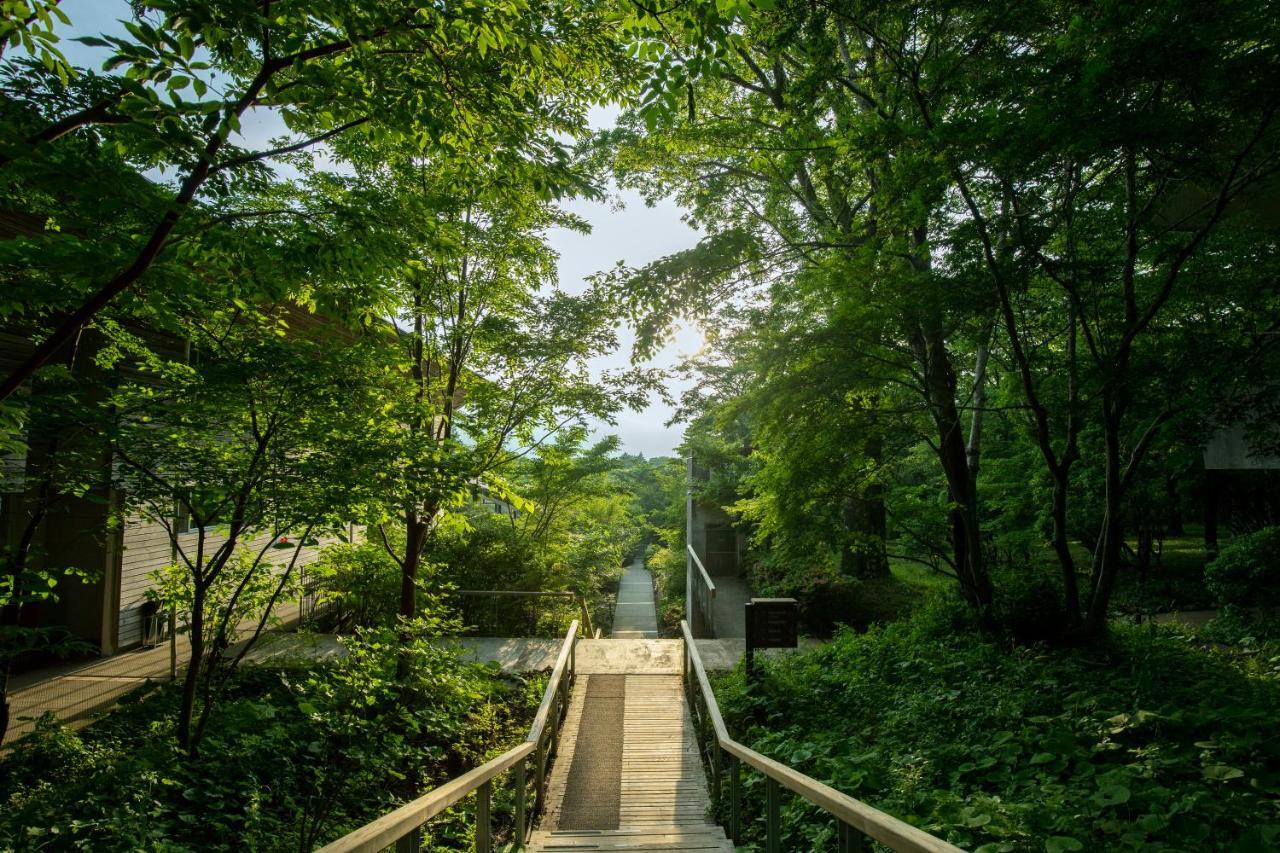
[
  {"x1": 612, "y1": 559, "x2": 660, "y2": 639},
  {"x1": 527, "y1": 559, "x2": 731, "y2": 851},
  {"x1": 533, "y1": 651, "x2": 731, "y2": 851}
]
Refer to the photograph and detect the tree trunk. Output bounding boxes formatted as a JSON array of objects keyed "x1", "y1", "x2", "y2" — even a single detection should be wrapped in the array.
[
  {"x1": 839, "y1": 486, "x2": 889, "y2": 580},
  {"x1": 1204, "y1": 469, "x2": 1221, "y2": 556},
  {"x1": 176, "y1": 585, "x2": 204, "y2": 755},
  {"x1": 1165, "y1": 475, "x2": 1185, "y2": 536},
  {"x1": 921, "y1": 320, "x2": 991, "y2": 609},
  {"x1": 966, "y1": 335, "x2": 990, "y2": 489},
  {"x1": 1051, "y1": 471, "x2": 1082, "y2": 629},
  {"x1": 399, "y1": 512, "x2": 427, "y2": 620},
  {"x1": 1084, "y1": 406, "x2": 1126, "y2": 635}
]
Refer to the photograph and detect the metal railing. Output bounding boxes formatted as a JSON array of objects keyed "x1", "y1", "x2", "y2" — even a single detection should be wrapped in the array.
[
  {"x1": 318, "y1": 620, "x2": 580, "y2": 853},
  {"x1": 680, "y1": 620, "x2": 964, "y2": 853},
  {"x1": 452, "y1": 589, "x2": 594, "y2": 639},
  {"x1": 687, "y1": 544, "x2": 717, "y2": 638}
]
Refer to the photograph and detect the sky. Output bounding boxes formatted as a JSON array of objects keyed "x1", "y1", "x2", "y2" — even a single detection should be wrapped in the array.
[{"x1": 54, "y1": 1, "x2": 704, "y2": 458}]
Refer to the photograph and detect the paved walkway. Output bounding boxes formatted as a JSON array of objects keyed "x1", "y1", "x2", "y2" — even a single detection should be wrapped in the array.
[
  {"x1": 3, "y1": 601, "x2": 309, "y2": 746},
  {"x1": 612, "y1": 559, "x2": 659, "y2": 639}
]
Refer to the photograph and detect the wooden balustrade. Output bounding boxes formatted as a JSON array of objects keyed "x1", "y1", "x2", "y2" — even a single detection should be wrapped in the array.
[
  {"x1": 686, "y1": 544, "x2": 717, "y2": 637},
  {"x1": 317, "y1": 620, "x2": 579, "y2": 853},
  {"x1": 679, "y1": 620, "x2": 965, "y2": 853}
]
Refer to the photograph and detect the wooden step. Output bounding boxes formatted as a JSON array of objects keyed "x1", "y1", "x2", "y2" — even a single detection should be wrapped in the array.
[{"x1": 526, "y1": 826, "x2": 735, "y2": 852}]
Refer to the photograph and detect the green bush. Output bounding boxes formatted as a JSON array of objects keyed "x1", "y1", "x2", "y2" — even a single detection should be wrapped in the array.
[
  {"x1": 1205, "y1": 526, "x2": 1280, "y2": 607},
  {"x1": 0, "y1": 623, "x2": 542, "y2": 851},
  {"x1": 712, "y1": 601, "x2": 1280, "y2": 852},
  {"x1": 308, "y1": 540, "x2": 403, "y2": 630},
  {"x1": 990, "y1": 569, "x2": 1072, "y2": 645}
]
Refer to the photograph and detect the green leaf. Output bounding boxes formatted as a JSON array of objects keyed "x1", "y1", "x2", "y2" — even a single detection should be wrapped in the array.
[
  {"x1": 1092, "y1": 784, "x2": 1130, "y2": 806},
  {"x1": 1202, "y1": 765, "x2": 1245, "y2": 781},
  {"x1": 1045, "y1": 837, "x2": 1084, "y2": 853}
]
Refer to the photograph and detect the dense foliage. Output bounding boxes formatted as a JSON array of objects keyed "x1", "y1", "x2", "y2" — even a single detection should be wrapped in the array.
[
  {"x1": 0, "y1": 626, "x2": 544, "y2": 850},
  {"x1": 714, "y1": 603, "x2": 1280, "y2": 852},
  {"x1": 607, "y1": 0, "x2": 1280, "y2": 635},
  {"x1": 3, "y1": 0, "x2": 1280, "y2": 849},
  {"x1": 1205, "y1": 527, "x2": 1280, "y2": 609}
]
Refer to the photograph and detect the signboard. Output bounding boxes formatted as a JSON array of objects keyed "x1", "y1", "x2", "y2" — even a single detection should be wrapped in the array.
[{"x1": 744, "y1": 597, "x2": 798, "y2": 678}]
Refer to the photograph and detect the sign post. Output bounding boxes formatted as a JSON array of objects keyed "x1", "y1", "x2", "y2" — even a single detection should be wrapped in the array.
[{"x1": 744, "y1": 597, "x2": 798, "y2": 679}]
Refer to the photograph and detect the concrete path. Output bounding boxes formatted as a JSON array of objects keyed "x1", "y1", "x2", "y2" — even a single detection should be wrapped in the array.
[
  {"x1": 4, "y1": 600, "x2": 309, "y2": 746},
  {"x1": 612, "y1": 559, "x2": 659, "y2": 639}
]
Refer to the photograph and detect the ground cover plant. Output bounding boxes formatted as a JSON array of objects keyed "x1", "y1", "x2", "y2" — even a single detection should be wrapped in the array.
[
  {"x1": 713, "y1": 601, "x2": 1280, "y2": 852},
  {"x1": 0, "y1": 627, "x2": 545, "y2": 852}
]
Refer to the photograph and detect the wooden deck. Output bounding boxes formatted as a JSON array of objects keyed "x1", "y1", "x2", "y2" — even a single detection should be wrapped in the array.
[{"x1": 531, "y1": 642, "x2": 732, "y2": 852}]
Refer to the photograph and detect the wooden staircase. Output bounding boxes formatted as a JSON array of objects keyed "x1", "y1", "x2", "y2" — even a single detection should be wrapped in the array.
[
  {"x1": 527, "y1": 827, "x2": 733, "y2": 851},
  {"x1": 530, "y1": 671, "x2": 732, "y2": 852}
]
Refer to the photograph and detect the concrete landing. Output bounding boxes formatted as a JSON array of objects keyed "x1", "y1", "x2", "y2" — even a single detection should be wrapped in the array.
[
  {"x1": 437, "y1": 637, "x2": 819, "y2": 674},
  {"x1": 578, "y1": 639, "x2": 682, "y2": 674},
  {"x1": 612, "y1": 560, "x2": 659, "y2": 639}
]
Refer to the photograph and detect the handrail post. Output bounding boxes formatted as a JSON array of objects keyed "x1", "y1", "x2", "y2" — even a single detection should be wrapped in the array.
[
  {"x1": 708, "y1": 586, "x2": 716, "y2": 638},
  {"x1": 766, "y1": 777, "x2": 781, "y2": 853},
  {"x1": 515, "y1": 757, "x2": 527, "y2": 846},
  {"x1": 394, "y1": 828, "x2": 421, "y2": 853},
  {"x1": 712, "y1": 743, "x2": 722, "y2": 803},
  {"x1": 475, "y1": 781, "x2": 491, "y2": 853},
  {"x1": 839, "y1": 821, "x2": 865, "y2": 852},
  {"x1": 535, "y1": 736, "x2": 547, "y2": 816},
  {"x1": 729, "y1": 756, "x2": 740, "y2": 842}
]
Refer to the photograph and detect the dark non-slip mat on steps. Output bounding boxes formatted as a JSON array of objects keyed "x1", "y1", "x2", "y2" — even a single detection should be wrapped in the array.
[{"x1": 558, "y1": 674, "x2": 625, "y2": 830}]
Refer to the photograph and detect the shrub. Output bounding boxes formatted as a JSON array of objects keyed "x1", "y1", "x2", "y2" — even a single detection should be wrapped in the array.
[
  {"x1": 1204, "y1": 526, "x2": 1280, "y2": 607},
  {"x1": 712, "y1": 608, "x2": 1280, "y2": 852},
  {"x1": 308, "y1": 541, "x2": 402, "y2": 630},
  {"x1": 990, "y1": 568, "x2": 1072, "y2": 645},
  {"x1": 0, "y1": 626, "x2": 542, "y2": 851}
]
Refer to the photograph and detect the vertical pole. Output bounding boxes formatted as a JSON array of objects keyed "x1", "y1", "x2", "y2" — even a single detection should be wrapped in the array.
[
  {"x1": 838, "y1": 821, "x2": 865, "y2": 852},
  {"x1": 686, "y1": 451, "x2": 694, "y2": 633},
  {"x1": 515, "y1": 757, "x2": 527, "y2": 845},
  {"x1": 168, "y1": 607, "x2": 177, "y2": 681},
  {"x1": 476, "y1": 781, "x2": 491, "y2": 853},
  {"x1": 766, "y1": 777, "x2": 780, "y2": 853},
  {"x1": 395, "y1": 827, "x2": 421, "y2": 853},
  {"x1": 729, "y1": 757, "x2": 741, "y2": 842},
  {"x1": 712, "y1": 744, "x2": 722, "y2": 804},
  {"x1": 535, "y1": 738, "x2": 546, "y2": 814},
  {"x1": 550, "y1": 681, "x2": 561, "y2": 753},
  {"x1": 682, "y1": 639, "x2": 691, "y2": 721}
]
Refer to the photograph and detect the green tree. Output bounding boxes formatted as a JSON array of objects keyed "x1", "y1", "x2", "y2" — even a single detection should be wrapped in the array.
[
  {"x1": 0, "y1": 0, "x2": 627, "y2": 400},
  {"x1": 111, "y1": 305, "x2": 383, "y2": 755}
]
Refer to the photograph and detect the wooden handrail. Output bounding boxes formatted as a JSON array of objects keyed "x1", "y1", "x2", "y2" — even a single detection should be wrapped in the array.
[
  {"x1": 454, "y1": 589, "x2": 594, "y2": 638},
  {"x1": 314, "y1": 744, "x2": 535, "y2": 853},
  {"x1": 318, "y1": 620, "x2": 580, "y2": 853},
  {"x1": 686, "y1": 543, "x2": 716, "y2": 595},
  {"x1": 680, "y1": 620, "x2": 964, "y2": 853},
  {"x1": 525, "y1": 620, "x2": 578, "y2": 742}
]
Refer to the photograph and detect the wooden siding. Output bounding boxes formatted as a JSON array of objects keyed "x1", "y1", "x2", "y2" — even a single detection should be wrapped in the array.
[{"x1": 117, "y1": 517, "x2": 333, "y2": 649}]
